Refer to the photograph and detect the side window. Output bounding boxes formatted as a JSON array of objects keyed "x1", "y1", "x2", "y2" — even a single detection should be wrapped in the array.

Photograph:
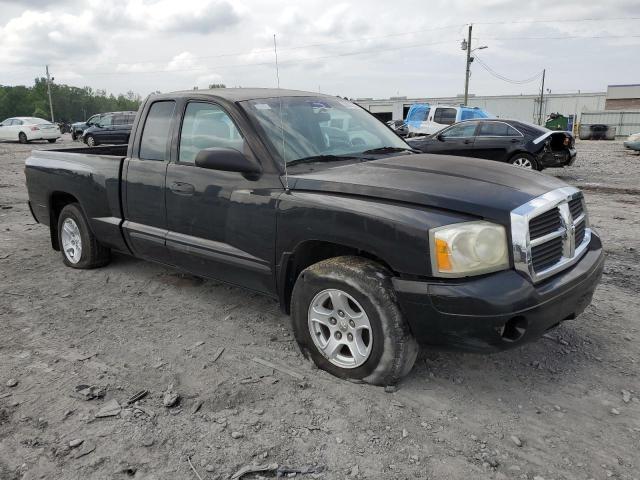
[
  {"x1": 178, "y1": 102, "x2": 244, "y2": 165},
  {"x1": 0, "y1": 119, "x2": 10, "y2": 126},
  {"x1": 100, "y1": 115, "x2": 113, "y2": 127},
  {"x1": 478, "y1": 122, "x2": 520, "y2": 137},
  {"x1": 434, "y1": 108, "x2": 457, "y2": 125},
  {"x1": 139, "y1": 101, "x2": 176, "y2": 161},
  {"x1": 113, "y1": 115, "x2": 125, "y2": 125},
  {"x1": 441, "y1": 122, "x2": 477, "y2": 138},
  {"x1": 126, "y1": 114, "x2": 136, "y2": 124},
  {"x1": 13, "y1": 119, "x2": 23, "y2": 126}
]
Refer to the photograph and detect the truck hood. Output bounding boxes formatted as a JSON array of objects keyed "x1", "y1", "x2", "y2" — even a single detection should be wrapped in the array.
[{"x1": 286, "y1": 153, "x2": 568, "y2": 222}]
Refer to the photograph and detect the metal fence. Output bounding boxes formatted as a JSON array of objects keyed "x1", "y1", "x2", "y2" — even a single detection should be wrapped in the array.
[{"x1": 579, "y1": 110, "x2": 640, "y2": 137}]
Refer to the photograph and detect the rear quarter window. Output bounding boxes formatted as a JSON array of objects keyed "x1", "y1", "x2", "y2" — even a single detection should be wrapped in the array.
[
  {"x1": 139, "y1": 101, "x2": 176, "y2": 161},
  {"x1": 434, "y1": 108, "x2": 457, "y2": 125}
]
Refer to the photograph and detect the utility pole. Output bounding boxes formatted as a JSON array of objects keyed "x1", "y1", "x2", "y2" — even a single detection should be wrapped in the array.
[
  {"x1": 45, "y1": 65, "x2": 55, "y2": 123},
  {"x1": 538, "y1": 69, "x2": 546, "y2": 125},
  {"x1": 463, "y1": 24, "x2": 472, "y2": 105}
]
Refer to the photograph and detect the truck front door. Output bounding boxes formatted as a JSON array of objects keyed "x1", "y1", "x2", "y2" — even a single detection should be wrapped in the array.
[
  {"x1": 164, "y1": 100, "x2": 278, "y2": 294},
  {"x1": 122, "y1": 100, "x2": 176, "y2": 263}
]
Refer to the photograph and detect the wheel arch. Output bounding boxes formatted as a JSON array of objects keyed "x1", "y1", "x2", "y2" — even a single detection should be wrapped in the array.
[
  {"x1": 49, "y1": 191, "x2": 81, "y2": 250},
  {"x1": 278, "y1": 239, "x2": 395, "y2": 314}
]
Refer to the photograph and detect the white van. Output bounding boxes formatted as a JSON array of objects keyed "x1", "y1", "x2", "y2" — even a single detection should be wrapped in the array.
[{"x1": 405, "y1": 104, "x2": 492, "y2": 136}]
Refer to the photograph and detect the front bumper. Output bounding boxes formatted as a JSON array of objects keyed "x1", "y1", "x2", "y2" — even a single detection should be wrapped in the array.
[{"x1": 392, "y1": 232, "x2": 604, "y2": 352}]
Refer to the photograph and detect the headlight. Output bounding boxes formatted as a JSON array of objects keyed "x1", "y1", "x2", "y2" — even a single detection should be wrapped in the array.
[{"x1": 429, "y1": 221, "x2": 509, "y2": 277}]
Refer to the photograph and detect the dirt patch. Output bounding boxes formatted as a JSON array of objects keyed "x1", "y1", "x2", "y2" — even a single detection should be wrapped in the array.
[{"x1": 0, "y1": 136, "x2": 639, "y2": 479}]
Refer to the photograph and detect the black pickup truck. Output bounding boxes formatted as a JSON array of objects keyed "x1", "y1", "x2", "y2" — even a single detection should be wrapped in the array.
[{"x1": 25, "y1": 89, "x2": 604, "y2": 385}]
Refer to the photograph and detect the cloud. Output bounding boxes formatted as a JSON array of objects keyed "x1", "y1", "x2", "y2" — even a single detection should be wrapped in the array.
[
  {"x1": 88, "y1": 0, "x2": 242, "y2": 34},
  {"x1": 1, "y1": 0, "x2": 639, "y2": 99},
  {"x1": 166, "y1": 52, "x2": 198, "y2": 72},
  {"x1": 0, "y1": 10, "x2": 96, "y2": 65}
]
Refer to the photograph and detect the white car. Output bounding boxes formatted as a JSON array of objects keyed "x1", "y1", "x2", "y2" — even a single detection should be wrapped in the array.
[{"x1": 0, "y1": 117, "x2": 61, "y2": 144}]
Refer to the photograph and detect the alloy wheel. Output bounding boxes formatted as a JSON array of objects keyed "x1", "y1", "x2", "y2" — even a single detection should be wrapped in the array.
[
  {"x1": 61, "y1": 218, "x2": 82, "y2": 264},
  {"x1": 512, "y1": 157, "x2": 533, "y2": 168},
  {"x1": 307, "y1": 288, "x2": 373, "y2": 369}
]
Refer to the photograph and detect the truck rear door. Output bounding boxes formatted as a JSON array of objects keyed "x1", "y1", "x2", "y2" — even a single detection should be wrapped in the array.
[{"x1": 122, "y1": 100, "x2": 176, "y2": 263}]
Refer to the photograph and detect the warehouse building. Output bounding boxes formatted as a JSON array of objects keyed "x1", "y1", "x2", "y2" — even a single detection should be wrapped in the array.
[
  {"x1": 356, "y1": 91, "x2": 606, "y2": 125},
  {"x1": 604, "y1": 84, "x2": 640, "y2": 110}
]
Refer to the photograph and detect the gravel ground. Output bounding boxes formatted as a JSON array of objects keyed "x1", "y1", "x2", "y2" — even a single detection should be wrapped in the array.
[{"x1": 0, "y1": 136, "x2": 639, "y2": 480}]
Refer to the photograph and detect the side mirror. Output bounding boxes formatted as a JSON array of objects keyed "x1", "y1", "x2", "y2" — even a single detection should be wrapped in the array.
[
  {"x1": 195, "y1": 148, "x2": 261, "y2": 176},
  {"x1": 436, "y1": 133, "x2": 445, "y2": 141}
]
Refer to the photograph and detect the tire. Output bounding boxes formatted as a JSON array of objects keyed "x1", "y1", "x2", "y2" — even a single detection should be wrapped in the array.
[
  {"x1": 85, "y1": 135, "x2": 96, "y2": 147},
  {"x1": 71, "y1": 132, "x2": 77, "y2": 141},
  {"x1": 509, "y1": 153, "x2": 539, "y2": 170},
  {"x1": 47, "y1": 139, "x2": 56, "y2": 143},
  {"x1": 18, "y1": 132, "x2": 28, "y2": 144},
  {"x1": 57, "y1": 203, "x2": 110, "y2": 269},
  {"x1": 291, "y1": 256, "x2": 418, "y2": 386}
]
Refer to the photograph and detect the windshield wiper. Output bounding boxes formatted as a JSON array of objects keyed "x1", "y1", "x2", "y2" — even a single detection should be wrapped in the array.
[
  {"x1": 361, "y1": 146, "x2": 419, "y2": 154},
  {"x1": 287, "y1": 154, "x2": 361, "y2": 167}
]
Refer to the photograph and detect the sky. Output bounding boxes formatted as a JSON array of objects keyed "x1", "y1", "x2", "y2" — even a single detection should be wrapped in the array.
[{"x1": 1, "y1": 0, "x2": 639, "y2": 100}]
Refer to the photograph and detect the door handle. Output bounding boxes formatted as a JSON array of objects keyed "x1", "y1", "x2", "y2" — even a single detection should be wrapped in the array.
[
  {"x1": 169, "y1": 181, "x2": 195, "y2": 195},
  {"x1": 463, "y1": 139, "x2": 473, "y2": 144},
  {"x1": 510, "y1": 138, "x2": 520, "y2": 143}
]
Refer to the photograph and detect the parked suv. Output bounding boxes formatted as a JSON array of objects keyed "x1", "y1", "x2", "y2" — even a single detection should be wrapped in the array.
[
  {"x1": 83, "y1": 111, "x2": 137, "y2": 147},
  {"x1": 71, "y1": 114, "x2": 102, "y2": 140},
  {"x1": 405, "y1": 104, "x2": 492, "y2": 135}
]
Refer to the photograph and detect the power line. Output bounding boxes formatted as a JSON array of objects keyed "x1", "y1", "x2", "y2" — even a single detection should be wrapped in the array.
[
  {"x1": 474, "y1": 16, "x2": 640, "y2": 25},
  {"x1": 473, "y1": 54, "x2": 543, "y2": 84},
  {"x1": 480, "y1": 34, "x2": 640, "y2": 41}
]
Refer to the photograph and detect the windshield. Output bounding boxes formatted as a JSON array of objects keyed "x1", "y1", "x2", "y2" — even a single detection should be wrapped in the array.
[{"x1": 242, "y1": 96, "x2": 409, "y2": 164}]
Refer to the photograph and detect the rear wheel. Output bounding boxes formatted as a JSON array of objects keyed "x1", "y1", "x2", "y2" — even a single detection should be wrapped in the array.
[
  {"x1": 71, "y1": 132, "x2": 78, "y2": 141},
  {"x1": 85, "y1": 135, "x2": 96, "y2": 147},
  {"x1": 47, "y1": 139, "x2": 56, "y2": 143},
  {"x1": 509, "y1": 153, "x2": 538, "y2": 170},
  {"x1": 57, "y1": 203, "x2": 110, "y2": 269},
  {"x1": 291, "y1": 256, "x2": 418, "y2": 386},
  {"x1": 18, "y1": 132, "x2": 27, "y2": 144}
]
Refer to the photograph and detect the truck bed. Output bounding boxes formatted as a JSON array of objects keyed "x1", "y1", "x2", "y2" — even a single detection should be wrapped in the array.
[
  {"x1": 25, "y1": 145, "x2": 130, "y2": 254},
  {"x1": 44, "y1": 144, "x2": 129, "y2": 157}
]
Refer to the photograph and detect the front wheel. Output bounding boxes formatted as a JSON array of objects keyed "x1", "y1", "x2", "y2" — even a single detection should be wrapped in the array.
[
  {"x1": 85, "y1": 135, "x2": 96, "y2": 147},
  {"x1": 57, "y1": 203, "x2": 110, "y2": 269},
  {"x1": 509, "y1": 153, "x2": 538, "y2": 170},
  {"x1": 291, "y1": 256, "x2": 418, "y2": 386}
]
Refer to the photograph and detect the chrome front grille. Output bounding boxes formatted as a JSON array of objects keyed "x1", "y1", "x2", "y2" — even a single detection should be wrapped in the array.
[
  {"x1": 511, "y1": 187, "x2": 591, "y2": 282},
  {"x1": 529, "y1": 207, "x2": 561, "y2": 240}
]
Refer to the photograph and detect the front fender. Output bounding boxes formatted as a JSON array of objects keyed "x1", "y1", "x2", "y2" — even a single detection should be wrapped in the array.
[{"x1": 276, "y1": 191, "x2": 477, "y2": 278}]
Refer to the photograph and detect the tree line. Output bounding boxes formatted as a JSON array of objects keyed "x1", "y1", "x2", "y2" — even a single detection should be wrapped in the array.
[{"x1": 0, "y1": 78, "x2": 142, "y2": 123}]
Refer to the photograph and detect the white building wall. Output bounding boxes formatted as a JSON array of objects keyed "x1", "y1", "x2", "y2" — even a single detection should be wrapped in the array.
[{"x1": 357, "y1": 92, "x2": 607, "y2": 124}]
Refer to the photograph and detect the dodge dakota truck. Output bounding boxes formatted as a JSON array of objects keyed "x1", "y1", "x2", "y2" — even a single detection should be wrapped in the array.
[{"x1": 25, "y1": 89, "x2": 604, "y2": 385}]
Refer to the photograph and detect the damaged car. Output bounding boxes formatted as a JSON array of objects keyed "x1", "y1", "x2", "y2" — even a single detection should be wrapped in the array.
[{"x1": 407, "y1": 119, "x2": 576, "y2": 170}]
